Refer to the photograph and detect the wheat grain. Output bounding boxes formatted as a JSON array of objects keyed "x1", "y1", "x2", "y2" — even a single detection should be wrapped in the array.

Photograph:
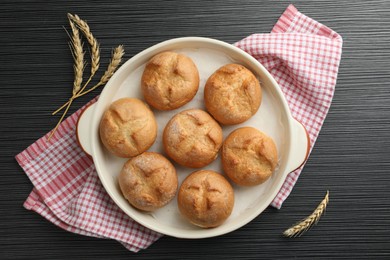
[
  {"x1": 68, "y1": 18, "x2": 84, "y2": 95},
  {"x1": 283, "y1": 191, "x2": 329, "y2": 237},
  {"x1": 53, "y1": 14, "x2": 101, "y2": 116},
  {"x1": 76, "y1": 45, "x2": 124, "y2": 98},
  {"x1": 100, "y1": 45, "x2": 124, "y2": 83},
  {"x1": 68, "y1": 13, "x2": 100, "y2": 78}
]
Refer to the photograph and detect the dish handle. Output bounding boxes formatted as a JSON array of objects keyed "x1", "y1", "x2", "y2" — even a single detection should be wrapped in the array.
[
  {"x1": 285, "y1": 119, "x2": 311, "y2": 174},
  {"x1": 76, "y1": 103, "x2": 96, "y2": 157}
]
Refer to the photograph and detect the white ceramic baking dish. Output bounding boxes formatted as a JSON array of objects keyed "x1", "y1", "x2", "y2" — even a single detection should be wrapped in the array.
[{"x1": 77, "y1": 37, "x2": 309, "y2": 239}]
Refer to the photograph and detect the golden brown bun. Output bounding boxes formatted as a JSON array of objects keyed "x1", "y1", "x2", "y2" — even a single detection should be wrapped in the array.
[
  {"x1": 178, "y1": 170, "x2": 234, "y2": 228},
  {"x1": 222, "y1": 127, "x2": 278, "y2": 186},
  {"x1": 99, "y1": 98, "x2": 157, "y2": 158},
  {"x1": 141, "y1": 51, "x2": 200, "y2": 110},
  {"x1": 163, "y1": 109, "x2": 223, "y2": 168},
  {"x1": 204, "y1": 64, "x2": 261, "y2": 125},
  {"x1": 118, "y1": 152, "x2": 178, "y2": 211}
]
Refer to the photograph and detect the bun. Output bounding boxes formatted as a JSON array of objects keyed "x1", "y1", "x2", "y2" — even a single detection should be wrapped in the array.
[
  {"x1": 141, "y1": 51, "x2": 199, "y2": 110},
  {"x1": 204, "y1": 64, "x2": 261, "y2": 125},
  {"x1": 99, "y1": 98, "x2": 157, "y2": 158},
  {"x1": 178, "y1": 170, "x2": 234, "y2": 228},
  {"x1": 163, "y1": 109, "x2": 223, "y2": 168},
  {"x1": 118, "y1": 152, "x2": 178, "y2": 211},
  {"x1": 222, "y1": 127, "x2": 278, "y2": 186}
]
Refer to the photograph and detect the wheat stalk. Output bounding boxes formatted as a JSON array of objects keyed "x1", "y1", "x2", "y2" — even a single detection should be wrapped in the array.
[
  {"x1": 48, "y1": 17, "x2": 85, "y2": 141},
  {"x1": 76, "y1": 44, "x2": 124, "y2": 98},
  {"x1": 67, "y1": 13, "x2": 100, "y2": 88},
  {"x1": 283, "y1": 191, "x2": 329, "y2": 237},
  {"x1": 48, "y1": 97, "x2": 75, "y2": 141},
  {"x1": 68, "y1": 18, "x2": 84, "y2": 95},
  {"x1": 52, "y1": 45, "x2": 124, "y2": 117},
  {"x1": 48, "y1": 14, "x2": 124, "y2": 142},
  {"x1": 52, "y1": 13, "x2": 101, "y2": 116}
]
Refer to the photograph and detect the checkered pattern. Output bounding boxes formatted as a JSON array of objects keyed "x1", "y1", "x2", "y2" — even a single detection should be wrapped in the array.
[
  {"x1": 235, "y1": 5, "x2": 342, "y2": 208},
  {"x1": 15, "y1": 5, "x2": 342, "y2": 252},
  {"x1": 16, "y1": 97, "x2": 162, "y2": 252}
]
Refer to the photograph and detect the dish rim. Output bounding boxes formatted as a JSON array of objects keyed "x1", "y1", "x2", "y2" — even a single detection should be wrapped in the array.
[{"x1": 89, "y1": 37, "x2": 297, "y2": 238}]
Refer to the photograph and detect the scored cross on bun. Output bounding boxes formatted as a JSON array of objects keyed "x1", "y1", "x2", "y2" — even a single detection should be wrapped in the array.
[
  {"x1": 99, "y1": 98, "x2": 157, "y2": 158},
  {"x1": 141, "y1": 51, "x2": 200, "y2": 110},
  {"x1": 178, "y1": 170, "x2": 234, "y2": 228},
  {"x1": 204, "y1": 63, "x2": 262, "y2": 125},
  {"x1": 163, "y1": 109, "x2": 223, "y2": 168}
]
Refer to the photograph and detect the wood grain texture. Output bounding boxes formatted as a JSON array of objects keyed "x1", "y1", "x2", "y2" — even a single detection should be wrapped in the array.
[{"x1": 1, "y1": 0, "x2": 390, "y2": 259}]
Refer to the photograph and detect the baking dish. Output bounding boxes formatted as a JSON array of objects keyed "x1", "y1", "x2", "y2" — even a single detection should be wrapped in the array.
[{"x1": 77, "y1": 37, "x2": 309, "y2": 238}]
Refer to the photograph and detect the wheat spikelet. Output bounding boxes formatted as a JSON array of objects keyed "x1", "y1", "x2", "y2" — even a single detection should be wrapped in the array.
[
  {"x1": 68, "y1": 13, "x2": 100, "y2": 78},
  {"x1": 283, "y1": 191, "x2": 329, "y2": 237},
  {"x1": 100, "y1": 45, "x2": 124, "y2": 83},
  {"x1": 68, "y1": 19, "x2": 84, "y2": 95},
  {"x1": 76, "y1": 45, "x2": 124, "y2": 98}
]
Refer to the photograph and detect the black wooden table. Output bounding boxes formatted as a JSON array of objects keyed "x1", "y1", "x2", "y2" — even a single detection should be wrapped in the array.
[{"x1": 1, "y1": 0, "x2": 389, "y2": 259}]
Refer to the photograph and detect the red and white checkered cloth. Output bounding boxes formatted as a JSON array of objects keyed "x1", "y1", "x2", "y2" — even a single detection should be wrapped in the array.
[{"x1": 16, "y1": 5, "x2": 342, "y2": 252}]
